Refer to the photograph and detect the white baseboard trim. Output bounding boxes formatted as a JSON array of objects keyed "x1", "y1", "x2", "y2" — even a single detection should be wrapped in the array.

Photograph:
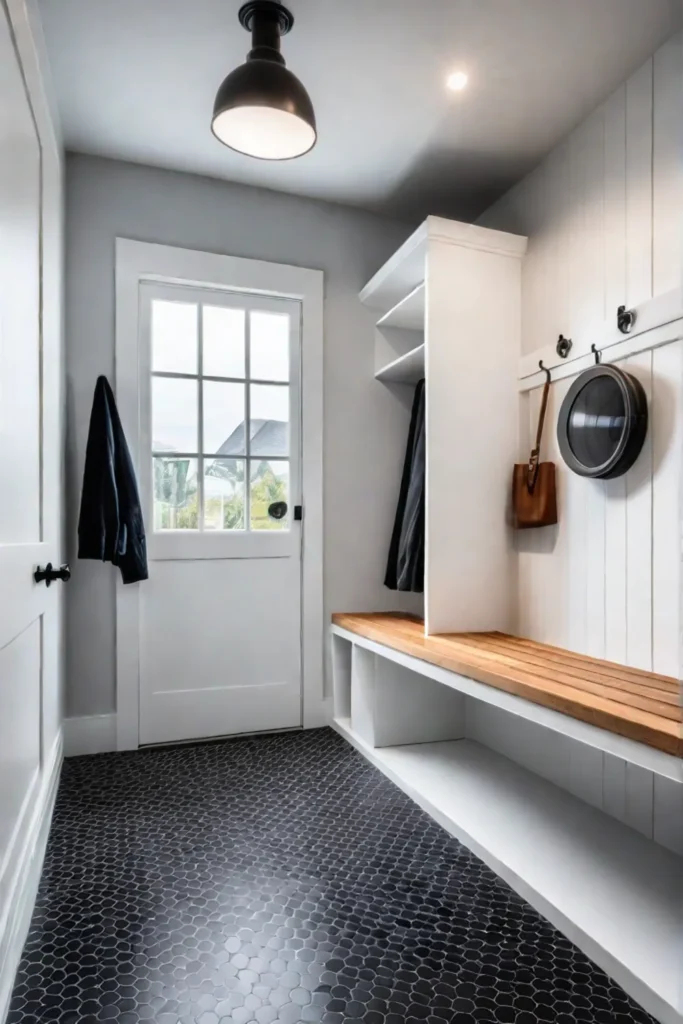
[
  {"x1": 63, "y1": 714, "x2": 117, "y2": 757},
  {"x1": 0, "y1": 732, "x2": 62, "y2": 1024},
  {"x1": 64, "y1": 708, "x2": 332, "y2": 755}
]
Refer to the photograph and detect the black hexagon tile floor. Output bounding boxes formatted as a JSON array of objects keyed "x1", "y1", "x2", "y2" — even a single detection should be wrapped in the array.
[{"x1": 9, "y1": 728, "x2": 655, "y2": 1024}]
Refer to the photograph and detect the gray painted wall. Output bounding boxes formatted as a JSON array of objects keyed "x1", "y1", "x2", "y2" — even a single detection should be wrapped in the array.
[{"x1": 65, "y1": 153, "x2": 418, "y2": 718}]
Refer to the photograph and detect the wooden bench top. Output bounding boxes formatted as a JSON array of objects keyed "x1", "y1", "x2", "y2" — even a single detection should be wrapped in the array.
[{"x1": 332, "y1": 612, "x2": 683, "y2": 757}]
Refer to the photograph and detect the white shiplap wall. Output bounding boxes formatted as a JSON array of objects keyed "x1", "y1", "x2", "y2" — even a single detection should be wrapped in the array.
[
  {"x1": 467, "y1": 701, "x2": 683, "y2": 855},
  {"x1": 480, "y1": 33, "x2": 683, "y2": 681}
]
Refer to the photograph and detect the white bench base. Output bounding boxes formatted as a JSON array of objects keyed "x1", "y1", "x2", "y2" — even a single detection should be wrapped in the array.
[{"x1": 331, "y1": 626, "x2": 683, "y2": 1024}]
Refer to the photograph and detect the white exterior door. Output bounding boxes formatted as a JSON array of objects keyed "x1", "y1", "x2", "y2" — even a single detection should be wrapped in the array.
[
  {"x1": 0, "y1": 0, "x2": 63, "y2": 996},
  {"x1": 137, "y1": 283, "x2": 303, "y2": 744}
]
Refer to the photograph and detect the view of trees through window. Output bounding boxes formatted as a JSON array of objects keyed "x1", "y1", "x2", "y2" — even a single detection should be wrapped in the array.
[
  {"x1": 153, "y1": 457, "x2": 289, "y2": 531},
  {"x1": 150, "y1": 296, "x2": 292, "y2": 532}
]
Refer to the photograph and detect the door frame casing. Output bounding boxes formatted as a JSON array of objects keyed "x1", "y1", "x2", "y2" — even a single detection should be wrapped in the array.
[{"x1": 114, "y1": 238, "x2": 324, "y2": 750}]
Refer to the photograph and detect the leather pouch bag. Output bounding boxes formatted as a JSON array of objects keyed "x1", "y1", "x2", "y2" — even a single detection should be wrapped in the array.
[{"x1": 512, "y1": 377, "x2": 558, "y2": 529}]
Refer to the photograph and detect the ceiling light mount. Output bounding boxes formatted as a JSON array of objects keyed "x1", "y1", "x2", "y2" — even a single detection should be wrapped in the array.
[
  {"x1": 211, "y1": 0, "x2": 317, "y2": 161},
  {"x1": 446, "y1": 70, "x2": 469, "y2": 92},
  {"x1": 239, "y1": 0, "x2": 294, "y2": 38}
]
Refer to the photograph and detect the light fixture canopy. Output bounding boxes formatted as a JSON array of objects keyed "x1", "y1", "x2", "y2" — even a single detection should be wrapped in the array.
[{"x1": 212, "y1": 0, "x2": 317, "y2": 160}]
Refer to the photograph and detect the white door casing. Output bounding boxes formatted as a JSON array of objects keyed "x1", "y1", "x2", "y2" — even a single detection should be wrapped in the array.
[{"x1": 115, "y1": 239, "x2": 324, "y2": 749}]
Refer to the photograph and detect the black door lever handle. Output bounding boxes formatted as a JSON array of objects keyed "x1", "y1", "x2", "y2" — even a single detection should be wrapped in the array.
[{"x1": 34, "y1": 563, "x2": 71, "y2": 587}]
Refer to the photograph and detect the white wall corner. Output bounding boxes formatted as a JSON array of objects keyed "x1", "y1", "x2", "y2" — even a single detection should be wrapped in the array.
[
  {"x1": 304, "y1": 697, "x2": 333, "y2": 730},
  {"x1": 63, "y1": 714, "x2": 117, "y2": 757}
]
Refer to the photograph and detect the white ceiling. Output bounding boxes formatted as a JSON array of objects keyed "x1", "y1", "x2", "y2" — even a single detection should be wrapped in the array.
[{"x1": 38, "y1": 0, "x2": 682, "y2": 222}]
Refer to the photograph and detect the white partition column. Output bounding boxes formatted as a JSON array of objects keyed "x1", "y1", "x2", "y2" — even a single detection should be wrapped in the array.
[
  {"x1": 360, "y1": 216, "x2": 527, "y2": 639},
  {"x1": 425, "y1": 223, "x2": 526, "y2": 634}
]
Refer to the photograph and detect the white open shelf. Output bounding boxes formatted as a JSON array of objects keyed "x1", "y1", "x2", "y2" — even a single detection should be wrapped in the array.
[
  {"x1": 360, "y1": 215, "x2": 528, "y2": 321},
  {"x1": 333, "y1": 716, "x2": 683, "y2": 1024},
  {"x1": 376, "y1": 282, "x2": 425, "y2": 330},
  {"x1": 360, "y1": 221, "x2": 427, "y2": 314},
  {"x1": 375, "y1": 343, "x2": 425, "y2": 384}
]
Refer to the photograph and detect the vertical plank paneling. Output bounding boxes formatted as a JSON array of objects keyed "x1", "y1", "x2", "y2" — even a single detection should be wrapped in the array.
[
  {"x1": 625, "y1": 59, "x2": 654, "y2": 307},
  {"x1": 603, "y1": 755, "x2": 627, "y2": 823},
  {"x1": 653, "y1": 776, "x2": 683, "y2": 856},
  {"x1": 624, "y1": 763, "x2": 654, "y2": 838},
  {"x1": 526, "y1": 727, "x2": 572, "y2": 791},
  {"x1": 520, "y1": 166, "x2": 547, "y2": 357},
  {"x1": 585, "y1": 478, "x2": 606, "y2": 659},
  {"x1": 624, "y1": 351, "x2": 654, "y2": 670},
  {"x1": 653, "y1": 32, "x2": 683, "y2": 295},
  {"x1": 604, "y1": 471, "x2": 628, "y2": 664},
  {"x1": 603, "y1": 85, "x2": 627, "y2": 314},
  {"x1": 566, "y1": 449, "x2": 588, "y2": 656},
  {"x1": 560, "y1": 116, "x2": 590, "y2": 656},
  {"x1": 546, "y1": 144, "x2": 570, "y2": 346},
  {"x1": 519, "y1": 378, "x2": 571, "y2": 650},
  {"x1": 602, "y1": 85, "x2": 629, "y2": 666},
  {"x1": 515, "y1": 392, "x2": 532, "y2": 638},
  {"x1": 652, "y1": 341, "x2": 683, "y2": 676},
  {"x1": 568, "y1": 746, "x2": 604, "y2": 811},
  {"x1": 544, "y1": 381, "x2": 567, "y2": 648},
  {"x1": 571, "y1": 111, "x2": 605, "y2": 337},
  {"x1": 484, "y1": 36, "x2": 682, "y2": 680}
]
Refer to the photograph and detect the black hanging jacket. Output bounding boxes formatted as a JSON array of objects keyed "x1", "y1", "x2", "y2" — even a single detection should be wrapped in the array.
[
  {"x1": 384, "y1": 378, "x2": 425, "y2": 593},
  {"x1": 78, "y1": 375, "x2": 148, "y2": 584}
]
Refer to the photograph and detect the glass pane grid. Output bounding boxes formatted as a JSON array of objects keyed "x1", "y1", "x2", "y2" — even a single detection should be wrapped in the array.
[{"x1": 151, "y1": 299, "x2": 292, "y2": 533}]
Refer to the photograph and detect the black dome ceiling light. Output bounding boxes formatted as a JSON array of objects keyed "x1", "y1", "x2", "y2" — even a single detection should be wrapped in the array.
[
  {"x1": 211, "y1": 0, "x2": 317, "y2": 161},
  {"x1": 557, "y1": 364, "x2": 648, "y2": 479}
]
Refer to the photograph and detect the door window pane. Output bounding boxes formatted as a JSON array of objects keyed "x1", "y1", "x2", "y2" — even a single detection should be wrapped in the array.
[
  {"x1": 250, "y1": 384, "x2": 289, "y2": 457},
  {"x1": 250, "y1": 310, "x2": 290, "y2": 382},
  {"x1": 203, "y1": 381, "x2": 246, "y2": 455},
  {"x1": 203, "y1": 459, "x2": 245, "y2": 531},
  {"x1": 152, "y1": 300, "x2": 197, "y2": 374},
  {"x1": 153, "y1": 458, "x2": 198, "y2": 530},
  {"x1": 152, "y1": 376, "x2": 198, "y2": 452},
  {"x1": 203, "y1": 305, "x2": 245, "y2": 379},
  {"x1": 251, "y1": 460, "x2": 289, "y2": 531}
]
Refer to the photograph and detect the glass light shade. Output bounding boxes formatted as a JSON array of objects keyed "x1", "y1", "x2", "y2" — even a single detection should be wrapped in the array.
[
  {"x1": 213, "y1": 105, "x2": 315, "y2": 159},
  {"x1": 211, "y1": 59, "x2": 317, "y2": 160}
]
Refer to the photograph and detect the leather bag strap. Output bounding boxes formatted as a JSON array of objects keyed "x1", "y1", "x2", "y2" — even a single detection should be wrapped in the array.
[{"x1": 527, "y1": 378, "x2": 551, "y2": 492}]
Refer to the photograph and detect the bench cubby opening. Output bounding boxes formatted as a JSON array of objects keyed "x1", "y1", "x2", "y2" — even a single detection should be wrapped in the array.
[
  {"x1": 331, "y1": 632, "x2": 352, "y2": 722},
  {"x1": 349, "y1": 643, "x2": 465, "y2": 748}
]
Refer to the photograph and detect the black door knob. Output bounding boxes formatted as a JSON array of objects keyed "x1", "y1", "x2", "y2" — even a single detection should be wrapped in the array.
[
  {"x1": 267, "y1": 501, "x2": 288, "y2": 520},
  {"x1": 34, "y1": 563, "x2": 71, "y2": 587}
]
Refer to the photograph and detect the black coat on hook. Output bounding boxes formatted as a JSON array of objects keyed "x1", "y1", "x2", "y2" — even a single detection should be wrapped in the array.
[
  {"x1": 78, "y1": 376, "x2": 149, "y2": 584},
  {"x1": 385, "y1": 379, "x2": 425, "y2": 593}
]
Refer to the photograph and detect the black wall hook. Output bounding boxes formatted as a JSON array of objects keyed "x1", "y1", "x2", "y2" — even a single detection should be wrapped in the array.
[
  {"x1": 539, "y1": 360, "x2": 551, "y2": 383},
  {"x1": 556, "y1": 334, "x2": 573, "y2": 359},
  {"x1": 591, "y1": 343, "x2": 601, "y2": 365},
  {"x1": 617, "y1": 305, "x2": 636, "y2": 335}
]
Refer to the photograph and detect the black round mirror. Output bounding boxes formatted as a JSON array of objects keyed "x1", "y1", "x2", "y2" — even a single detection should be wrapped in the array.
[{"x1": 557, "y1": 365, "x2": 647, "y2": 479}]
